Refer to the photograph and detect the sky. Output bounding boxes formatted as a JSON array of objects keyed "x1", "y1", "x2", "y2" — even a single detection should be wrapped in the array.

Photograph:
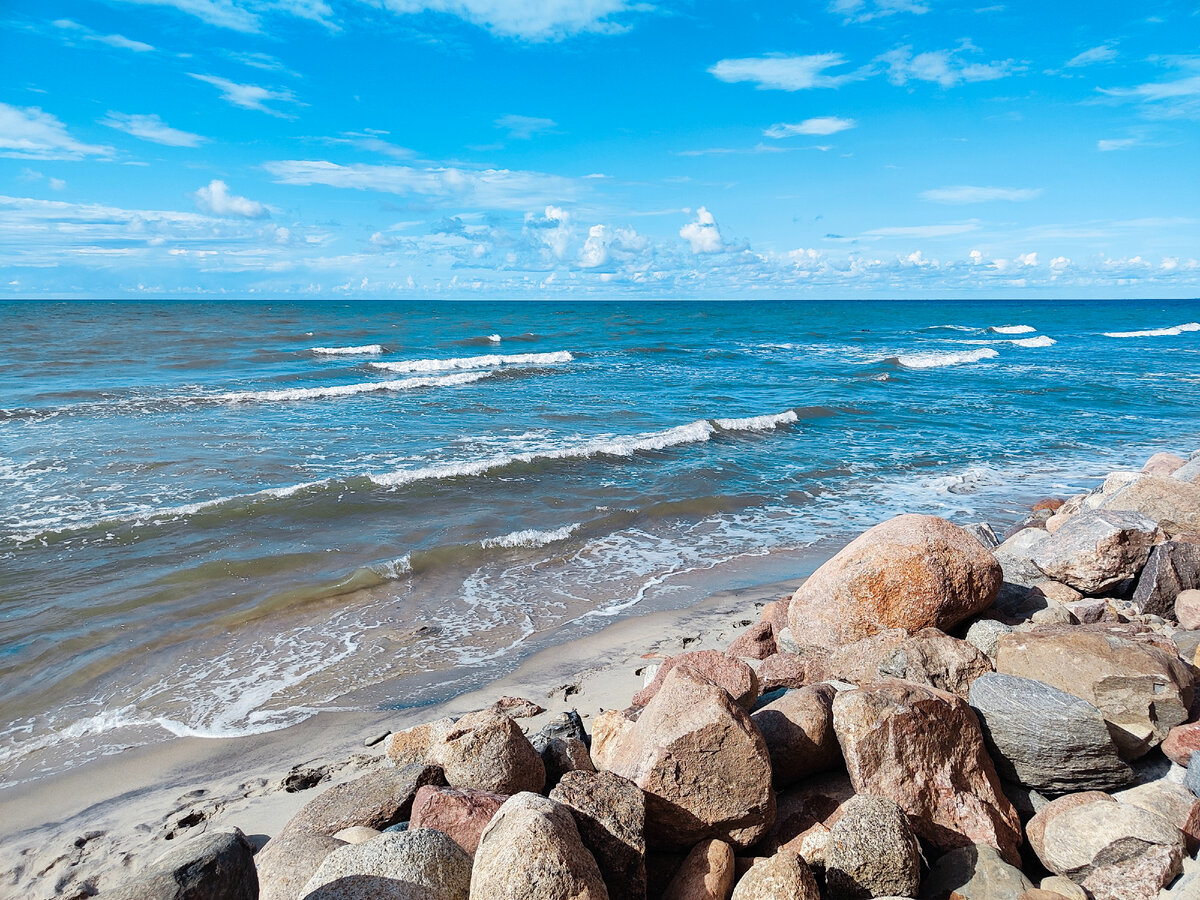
[{"x1": 0, "y1": 0, "x2": 1198, "y2": 299}]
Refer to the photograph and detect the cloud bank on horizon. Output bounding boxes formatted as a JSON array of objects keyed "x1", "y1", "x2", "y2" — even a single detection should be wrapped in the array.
[{"x1": 1, "y1": 0, "x2": 1198, "y2": 298}]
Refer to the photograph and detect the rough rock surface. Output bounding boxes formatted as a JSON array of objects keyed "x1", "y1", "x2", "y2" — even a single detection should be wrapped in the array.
[
  {"x1": 471, "y1": 793, "x2": 609, "y2": 900},
  {"x1": 1030, "y1": 509, "x2": 1160, "y2": 595},
  {"x1": 757, "y1": 770, "x2": 855, "y2": 857},
  {"x1": 730, "y1": 850, "x2": 820, "y2": 900},
  {"x1": 592, "y1": 666, "x2": 776, "y2": 850},
  {"x1": 728, "y1": 621, "x2": 777, "y2": 660},
  {"x1": 750, "y1": 684, "x2": 839, "y2": 787},
  {"x1": 280, "y1": 764, "x2": 445, "y2": 840},
  {"x1": 1162, "y1": 720, "x2": 1200, "y2": 767},
  {"x1": 758, "y1": 652, "x2": 827, "y2": 692},
  {"x1": 824, "y1": 795, "x2": 921, "y2": 900},
  {"x1": 409, "y1": 785, "x2": 507, "y2": 855},
  {"x1": 965, "y1": 619, "x2": 1012, "y2": 659},
  {"x1": 829, "y1": 628, "x2": 992, "y2": 697},
  {"x1": 918, "y1": 843, "x2": 1034, "y2": 900},
  {"x1": 1145, "y1": 453, "x2": 1187, "y2": 477},
  {"x1": 1113, "y1": 780, "x2": 1200, "y2": 854},
  {"x1": 258, "y1": 833, "x2": 346, "y2": 900},
  {"x1": 425, "y1": 709, "x2": 545, "y2": 795},
  {"x1": 832, "y1": 680, "x2": 1022, "y2": 864},
  {"x1": 550, "y1": 771, "x2": 647, "y2": 900},
  {"x1": 994, "y1": 626, "x2": 1194, "y2": 759},
  {"x1": 1177, "y1": 589, "x2": 1200, "y2": 630},
  {"x1": 787, "y1": 514, "x2": 1003, "y2": 648},
  {"x1": 105, "y1": 830, "x2": 258, "y2": 900},
  {"x1": 387, "y1": 719, "x2": 452, "y2": 767},
  {"x1": 661, "y1": 839, "x2": 734, "y2": 900},
  {"x1": 633, "y1": 650, "x2": 760, "y2": 710},
  {"x1": 1101, "y1": 474, "x2": 1200, "y2": 537},
  {"x1": 299, "y1": 828, "x2": 472, "y2": 900},
  {"x1": 968, "y1": 673, "x2": 1134, "y2": 793},
  {"x1": 1131, "y1": 540, "x2": 1200, "y2": 618},
  {"x1": 993, "y1": 529, "x2": 1052, "y2": 588}
]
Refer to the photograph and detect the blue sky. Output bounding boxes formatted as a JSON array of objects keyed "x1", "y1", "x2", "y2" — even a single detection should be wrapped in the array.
[{"x1": 1, "y1": 0, "x2": 1198, "y2": 298}]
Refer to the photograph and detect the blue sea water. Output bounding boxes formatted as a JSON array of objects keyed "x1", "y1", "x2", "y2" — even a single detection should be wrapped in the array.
[{"x1": 1, "y1": 298, "x2": 1198, "y2": 783}]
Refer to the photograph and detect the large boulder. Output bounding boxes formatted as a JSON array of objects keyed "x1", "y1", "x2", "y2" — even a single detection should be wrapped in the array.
[
  {"x1": 471, "y1": 793, "x2": 609, "y2": 900},
  {"x1": 1030, "y1": 509, "x2": 1160, "y2": 595},
  {"x1": 993, "y1": 528, "x2": 1052, "y2": 588},
  {"x1": 1026, "y1": 792, "x2": 1185, "y2": 900},
  {"x1": 1101, "y1": 474, "x2": 1200, "y2": 536},
  {"x1": 1144, "y1": 453, "x2": 1187, "y2": 477},
  {"x1": 756, "y1": 771, "x2": 855, "y2": 859},
  {"x1": 917, "y1": 843, "x2": 1033, "y2": 900},
  {"x1": 828, "y1": 628, "x2": 992, "y2": 697},
  {"x1": 299, "y1": 828, "x2": 471, "y2": 900},
  {"x1": 730, "y1": 850, "x2": 820, "y2": 900},
  {"x1": 279, "y1": 763, "x2": 445, "y2": 839},
  {"x1": 661, "y1": 839, "x2": 734, "y2": 900},
  {"x1": 1113, "y1": 781, "x2": 1200, "y2": 854},
  {"x1": 550, "y1": 771, "x2": 647, "y2": 900},
  {"x1": 426, "y1": 709, "x2": 545, "y2": 795},
  {"x1": 968, "y1": 673, "x2": 1134, "y2": 793},
  {"x1": 824, "y1": 795, "x2": 921, "y2": 900},
  {"x1": 105, "y1": 830, "x2": 258, "y2": 900},
  {"x1": 750, "y1": 684, "x2": 840, "y2": 787},
  {"x1": 758, "y1": 652, "x2": 828, "y2": 692},
  {"x1": 1131, "y1": 540, "x2": 1200, "y2": 618},
  {"x1": 787, "y1": 514, "x2": 1002, "y2": 649},
  {"x1": 592, "y1": 666, "x2": 775, "y2": 850},
  {"x1": 257, "y1": 833, "x2": 346, "y2": 900},
  {"x1": 409, "y1": 786, "x2": 507, "y2": 856},
  {"x1": 532, "y1": 710, "x2": 596, "y2": 792},
  {"x1": 728, "y1": 621, "x2": 777, "y2": 660},
  {"x1": 633, "y1": 650, "x2": 760, "y2": 710},
  {"x1": 994, "y1": 626, "x2": 1194, "y2": 759},
  {"x1": 832, "y1": 680, "x2": 1022, "y2": 864}
]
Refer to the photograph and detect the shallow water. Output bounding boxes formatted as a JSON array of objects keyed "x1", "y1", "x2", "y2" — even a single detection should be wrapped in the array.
[{"x1": 1, "y1": 298, "x2": 1198, "y2": 784}]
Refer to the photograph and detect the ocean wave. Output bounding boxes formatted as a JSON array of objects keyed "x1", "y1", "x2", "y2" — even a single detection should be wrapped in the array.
[
  {"x1": 370, "y1": 350, "x2": 573, "y2": 374},
  {"x1": 924, "y1": 325, "x2": 977, "y2": 332},
  {"x1": 892, "y1": 348, "x2": 1000, "y2": 369},
  {"x1": 714, "y1": 410, "x2": 799, "y2": 431},
  {"x1": 488, "y1": 334, "x2": 501, "y2": 343},
  {"x1": 310, "y1": 345, "x2": 384, "y2": 356},
  {"x1": 1010, "y1": 335, "x2": 1056, "y2": 348},
  {"x1": 1104, "y1": 322, "x2": 1200, "y2": 338},
  {"x1": 988, "y1": 325, "x2": 1036, "y2": 334},
  {"x1": 480, "y1": 524, "x2": 582, "y2": 550},
  {"x1": 212, "y1": 370, "x2": 491, "y2": 403}
]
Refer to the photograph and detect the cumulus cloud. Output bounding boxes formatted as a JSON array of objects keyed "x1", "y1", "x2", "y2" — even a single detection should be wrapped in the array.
[
  {"x1": 709, "y1": 54, "x2": 865, "y2": 91},
  {"x1": 1066, "y1": 44, "x2": 1118, "y2": 68},
  {"x1": 679, "y1": 206, "x2": 725, "y2": 253},
  {"x1": 921, "y1": 185, "x2": 1042, "y2": 204},
  {"x1": 764, "y1": 117, "x2": 856, "y2": 138},
  {"x1": 101, "y1": 112, "x2": 207, "y2": 147},
  {"x1": 192, "y1": 179, "x2": 269, "y2": 218},
  {"x1": 189, "y1": 74, "x2": 297, "y2": 117},
  {"x1": 496, "y1": 114, "x2": 557, "y2": 139},
  {"x1": 880, "y1": 43, "x2": 1017, "y2": 87},
  {"x1": 376, "y1": 0, "x2": 641, "y2": 40},
  {"x1": 525, "y1": 205, "x2": 572, "y2": 259},
  {"x1": 0, "y1": 103, "x2": 115, "y2": 160}
]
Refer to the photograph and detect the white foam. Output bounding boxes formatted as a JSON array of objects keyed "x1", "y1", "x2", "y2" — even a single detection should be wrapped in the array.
[
  {"x1": 927, "y1": 325, "x2": 977, "y2": 332},
  {"x1": 989, "y1": 325, "x2": 1036, "y2": 334},
  {"x1": 895, "y1": 347, "x2": 1000, "y2": 369},
  {"x1": 481, "y1": 524, "x2": 581, "y2": 550},
  {"x1": 1010, "y1": 335, "x2": 1056, "y2": 348},
  {"x1": 212, "y1": 370, "x2": 490, "y2": 403},
  {"x1": 310, "y1": 344, "x2": 384, "y2": 355},
  {"x1": 714, "y1": 410, "x2": 799, "y2": 431},
  {"x1": 371, "y1": 554, "x2": 413, "y2": 579},
  {"x1": 487, "y1": 334, "x2": 502, "y2": 342},
  {"x1": 1104, "y1": 322, "x2": 1200, "y2": 338},
  {"x1": 370, "y1": 350, "x2": 573, "y2": 374}
]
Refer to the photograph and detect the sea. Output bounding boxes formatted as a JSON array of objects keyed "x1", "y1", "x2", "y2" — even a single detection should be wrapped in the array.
[{"x1": 1, "y1": 298, "x2": 1198, "y2": 786}]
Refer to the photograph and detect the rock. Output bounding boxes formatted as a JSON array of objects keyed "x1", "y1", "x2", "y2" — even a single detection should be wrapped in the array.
[
  {"x1": 968, "y1": 673, "x2": 1134, "y2": 793},
  {"x1": 471, "y1": 793, "x2": 609, "y2": 900},
  {"x1": 758, "y1": 652, "x2": 827, "y2": 692},
  {"x1": 280, "y1": 763, "x2": 445, "y2": 840},
  {"x1": 1030, "y1": 605, "x2": 1076, "y2": 626},
  {"x1": 824, "y1": 795, "x2": 921, "y2": 900},
  {"x1": 1113, "y1": 780, "x2": 1200, "y2": 853},
  {"x1": 550, "y1": 771, "x2": 647, "y2": 900},
  {"x1": 728, "y1": 621, "x2": 777, "y2": 660},
  {"x1": 757, "y1": 770, "x2": 855, "y2": 857},
  {"x1": 533, "y1": 713, "x2": 596, "y2": 791},
  {"x1": 257, "y1": 833, "x2": 346, "y2": 900},
  {"x1": 1035, "y1": 498, "x2": 1067, "y2": 513},
  {"x1": 994, "y1": 528, "x2": 1052, "y2": 588},
  {"x1": 830, "y1": 628, "x2": 992, "y2": 697},
  {"x1": 787, "y1": 515, "x2": 1003, "y2": 648},
  {"x1": 965, "y1": 619, "x2": 1012, "y2": 659},
  {"x1": 761, "y1": 597, "x2": 792, "y2": 633},
  {"x1": 1102, "y1": 474, "x2": 1200, "y2": 536},
  {"x1": 1163, "y1": 720, "x2": 1200, "y2": 767},
  {"x1": 1061, "y1": 598, "x2": 1117, "y2": 624},
  {"x1": 1034, "y1": 580, "x2": 1084, "y2": 605},
  {"x1": 1002, "y1": 511, "x2": 1052, "y2": 541},
  {"x1": 331, "y1": 827, "x2": 379, "y2": 844},
  {"x1": 776, "y1": 626, "x2": 802, "y2": 654},
  {"x1": 832, "y1": 680, "x2": 1022, "y2": 864},
  {"x1": 105, "y1": 830, "x2": 258, "y2": 900},
  {"x1": 964, "y1": 522, "x2": 1000, "y2": 549},
  {"x1": 426, "y1": 709, "x2": 545, "y2": 794},
  {"x1": 751, "y1": 684, "x2": 839, "y2": 787},
  {"x1": 1173, "y1": 456, "x2": 1200, "y2": 484},
  {"x1": 730, "y1": 850, "x2": 820, "y2": 900},
  {"x1": 592, "y1": 666, "x2": 775, "y2": 850},
  {"x1": 1038, "y1": 875, "x2": 1088, "y2": 899},
  {"x1": 994, "y1": 626, "x2": 1194, "y2": 758},
  {"x1": 1188, "y1": 752, "x2": 1200, "y2": 799},
  {"x1": 387, "y1": 719, "x2": 452, "y2": 767},
  {"x1": 633, "y1": 650, "x2": 760, "y2": 710},
  {"x1": 300, "y1": 828, "x2": 471, "y2": 900},
  {"x1": 918, "y1": 843, "x2": 1034, "y2": 900},
  {"x1": 1132, "y1": 541, "x2": 1200, "y2": 618},
  {"x1": 1145, "y1": 453, "x2": 1187, "y2": 477},
  {"x1": 1030, "y1": 510, "x2": 1160, "y2": 595},
  {"x1": 409, "y1": 786, "x2": 507, "y2": 856},
  {"x1": 661, "y1": 839, "x2": 734, "y2": 900},
  {"x1": 1177, "y1": 590, "x2": 1200, "y2": 629},
  {"x1": 488, "y1": 696, "x2": 546, "y2": 718},
  {"x1": 1026, "y1": 792, "x2": 1184, "y2": 900}
]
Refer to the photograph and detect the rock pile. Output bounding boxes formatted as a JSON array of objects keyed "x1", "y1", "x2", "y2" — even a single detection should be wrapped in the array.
[{"x1": 109, "y1": 449, "x2": 1200, "y2": 899}]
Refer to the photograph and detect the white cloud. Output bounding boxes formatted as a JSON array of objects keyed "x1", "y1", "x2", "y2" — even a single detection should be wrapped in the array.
[
  {"x1": 764, "y1": 117, "x2": 856, "y2": 138},
  {"x1": 1097, "y1": 137, "x2": 1139, "y2": 151},
  {"x1": 1016, "y1": 251, "x2": 1038, "y2": 266},
  {"x1": 112, "y1": 0, "x2": 262, "y2": 32},
  {"x1": 192, "y1": 180, "x2": 270, "y2": 218},
  {"x1": 376, "y1": 0, "x2": 641, "y2": 40},
  {"x1": 864, "y1": 223, "x2": 980, "y2": 238},
  {"x1": 921, "y1": 185, "x2": 1042, "y2": 203},
  {"x1": 496, "y1": 114, "x2": 557, "y2": 139},
  {"x1": 1066, "y1": 44, "x2": 1117, "y2": 68},
  {"x1": 880, "y1": 44, "x2": 1017, "y2": 87},
  {"x1": 189, "y1": 74, "x2": 297, "y2": 117},
  {"x1": 830, "y1": 0, "x2": 930, "y2": 23},
  {"x1": 525, "y1": 205, "x2": 572, "y2": 259},
  {"x1": 326, "y1": 131, "x2": 414, "y2": 159},
  {"x1": 101, "y1": 112, "x2": 207, "y2": 147},
  {"x1": 49, "y1": 178, "x2": 67, "y2": 191},
  {"x1": 52, "y1": 18, "x2": 156, "y2": 52},
  {"x1": 1099, "y1": 62, "x2": 1200, "y2": 119},
  {"x1": 709, "y1": 54, "x2": 865, "y2": 91},
  {"x1": 0, "y1": 103, "x2": 115, "y2": 160},
  {"x1": 679, "y1": 206, "x2": 724, "y2": 253}
]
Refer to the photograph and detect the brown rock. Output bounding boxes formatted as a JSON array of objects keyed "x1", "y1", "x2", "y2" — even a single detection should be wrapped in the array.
[
  {"x1": 488, "y1": 696, "x2": 546, "y2": 718},
  {"x1": 300, "y1": 827, "x2": 472, "y2": 900},
  {"x1": 751, "y1": 684, "x2": 839, "y2": 787},
  {"x1": 1144, "y1": 453, "x2": 1188, "y2": 477},
  {"x1": 1101, "y1": 474, "x2": 1200, "y2": 537},
  {"x1": 409, "y1": 785, "x2": 506, "y2": 855},
  {"x1": 633, "y1": 650, "x2": 760, "y2": 710},
  {"x1": 279, "y1": 763, "x2": 445, "y2": 840},
  {"x1": 758, "y1": 652, "x2": 828, "y2": 692},
  {"x1": 551, "y1": 771, "x2": 647, "y2": 900},
  {"x1": 426, "y1": 709, "x2": 545, "y2": 794},
  {"x1": 662, "y1": 839, "x2": 735, "y2": 900},
  {"x1": 829, "y1": 628, "x2": 992, "y2": 697},
  {"x1": 832, "y1": 680, "x2": 1022, "y2": 864},
  {"x1": 257, "y1": 832, "x2": 345, "y2": 900},
  {"x1": 593, "y1": 667, "x2": 776, "y2": 850},
  {"x1": 728, "y1": 621, "x2": 777, "y2": 660},
  {"x1": 1034, "y1": 497, "x2": 1066, "y2": 513},
  {"x1": 730, "y1": 850, "x2": 819, "y2": 900},
  {"x1": 471, "y1": 792, "x2": 609, "y2": 900},
  {"x1": 757, "y1": 770, "x2": 854, "y2": 857},
  {"x1": 761, "y1": 598, "x2": 792, "y2": 634},
  {"x1": 1176, "y1": 589, "x2": 1200, "y2": 630},
  {"x1": 386, "y1": 719, "x2": 451, "y2": 767},
  {"x1": 1061, "y1": 598, "x2": 1118, "y2": 624},
  {"x1": 995, "y1": 626, "x2": 1195, "y2": 758},
  {"x1": 1030, "y1": 509, "x2": 1160, "y2": 595},
  {"x1": 920, "y1": 842, "x2": 1034, "y2": 900},
  {"x1": 787, "y1": 514, "x2": 1003, "y2": 649},
  {"x1": 1113, "y1": 780, "x2": 1200, "y2": 854},
  {"x1": 1034, "y1": 580, "x2": 1083, "y2": 605},
  {"x1": 1162, "y1": 720, "x2": 1200, "y2": 767}
]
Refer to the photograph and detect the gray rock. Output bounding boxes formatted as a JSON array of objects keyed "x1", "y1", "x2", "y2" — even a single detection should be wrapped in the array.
[
  {"x1": 963, "y1": 522, "x2": 1000, "y2": 549},
  {"x1": 1174, "y1": 456, "x2": 1200, "y2": 483},
  {"x1": 1132, "y1": 541, "x2": 1200, "y2": 618},
  {"x1": 986, "y1": 581, "x2": 1051, "y2": 625},
  {"x1": 824, "y1": 795, "x2": 921, "y2": 900},
  {"x1": 300, "y1": 828, "x2": 471, "y2": 900},
  {"x1": 917, "y1": 843, "x2": 1033, "y2": 900},
  {"x1": 1031, "y1": 509, "x2": 1160, "y2": 595},
  {"x1": 1101, "y1": 475, "x2": 1200, "y2": 537},
  {"x1": 536, "y1": 709, "x2": 590, "y2": 746},
  {"x1": 280, "y1": 764, "x2": 445, "y2": 839},
  {"x1": 1187, "y1": 752, "x2": 1200, "y2": 799},
  {"x1": 105, "y1": 829, "x2": 258, "y2": 900},
  {"x1": 968, "y1": 673, "x2": 1135, "y2": 793},
  {"x1": 776, "y1": 627, "x2": 801, "y2": 655},
  {"x1": 964, "y1": 619, "x2": 1012, "y2": 659},
  {"x1": 258, "y1": 833, "x2": 346, "y2": 900},
  {"x1": 550, "y1": 771, "x2": 646, "y2": 900},
  {"x1": 993, "y1": 528, "x2": 1051, "y2": 588}
]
